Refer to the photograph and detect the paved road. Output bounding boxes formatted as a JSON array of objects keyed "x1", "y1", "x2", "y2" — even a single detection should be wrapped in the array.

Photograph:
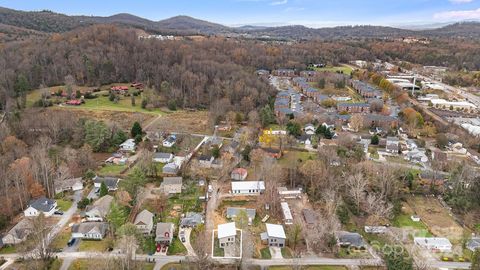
[{"x1": 46, "y1": 190, "x2": 82, "y2": 247}]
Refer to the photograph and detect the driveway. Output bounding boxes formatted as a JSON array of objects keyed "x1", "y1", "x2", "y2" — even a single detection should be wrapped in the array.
[
  {"x1": 205, "y1": 180, "x2": 220, "y2": 253},
  {"x1": 182, "y1": 228, "x2": 196, "y2": 256},
  {"x1": 269, "y1": 247, "x2": 283, "y2": 259},
  {"x1": 47, "y1": 190, "x2": 82, "y2": 245}
]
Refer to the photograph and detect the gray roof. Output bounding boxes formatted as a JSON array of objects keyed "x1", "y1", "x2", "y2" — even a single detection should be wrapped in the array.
[
  {"x1": 5, "y1": 218, "x2": 32, "y2": 240},
  {"x1": 226, "y1": 207, "x2": 256, "y2": 220},
  {"x1": 467, "y1": 238, "x2": 480, "y2": 251},
  {"x1": 72, "y1": 222, "x2": 108, "y2": 236},
  {"x1": 162, "y1": 163, "x2": 178, "y2": 174},
  {"x1": 55, "y1": 177, "x2": 83, "y2": 190},
  {"x1": 162, "y1": 177, "x2": 182, "y2": 185},
  {"x1": 86, "y1": 195, "x2": 113, "y2": 217},
  {"x1": 338, "y1": 232, "x2": 365, "y2": 248},
  {"x1": 134, "y1": 209, "x2": 154, "y2": 226},
  {"x1": 302, "y1": 209, "x2": 317, "y2": 224},
  {"x1": 154, "y1": 152, "x2": 172, "y2": 159},
  {"x1": 155, "y1": 222, "x2": 174, "y2": 239},
  {"x1": 93, "y1": 176, "x2": 119, "y2": 189},
  {"x1": 28, "y1": 197, "x2": 56, "y2": 213},
  {"x1": 180, "y1": 212, "x2": 204, "y2": 227}
]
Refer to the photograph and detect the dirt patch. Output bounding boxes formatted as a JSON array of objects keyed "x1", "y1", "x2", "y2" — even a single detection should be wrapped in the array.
[
  {"x1": 406, "y1": 195, "x2": 464, "y2": 240},
  {"x1": 51, "y1": 107, "x2": 154, "y2": 130},
  {"x1": 145, "y1": 110, "x2": 210, "y2": 134}
]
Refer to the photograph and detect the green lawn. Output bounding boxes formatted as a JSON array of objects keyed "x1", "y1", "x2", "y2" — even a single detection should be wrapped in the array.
[
  {"x1": 213, "y1": 237, "x2": 225, "y2": 257},
  {"x1": 78, "y1": 239, "x2": 112, "y2": 252},
  {"x1": 97, "y1": 164, "x2": 127, "y2": 176},
  {"x1": 50, "y1": 230, "x2": 71, "y2": 250},
  {"x1": 0, "y1": 245, "x2": 16, "y2": 254},
  {"x1": 166, "y1": 238, "x2": 187, "y2": 255},
  {"x1": 260, "y1": 247, "x2": 272, "y2": 259},
  {"x1": 392, "y1": 214, "x2": 428, "y2": 230},
  {"x1": 49, "y1": 258, "x2": 63, "y2": 270},
  {"x1": 281, "y1": 247, "x2": 293, "y2": 258},
  {"x1": 26, "y1": 86, "x2": 167, "y2": 115},
  {"x1": 56, "y1": 199, "x2": 73, "y2": 212},
  {"x1": 305, "y1": 267, "x2": 347, "y2": 270},
  {"x1": 278, "y1": 151, "x2": 317, "y2": 166},
  {"x1": 313, "y1": 65, "x2": 353, "y2": 75}
]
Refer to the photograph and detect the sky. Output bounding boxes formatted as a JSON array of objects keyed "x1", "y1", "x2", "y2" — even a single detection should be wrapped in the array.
[{"x1": 1, "y1": 0, "x2": 480, "y2": 28}]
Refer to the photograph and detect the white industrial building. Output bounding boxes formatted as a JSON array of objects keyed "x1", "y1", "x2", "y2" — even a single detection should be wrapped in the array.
[{"x1": 231, "y1": 181, "x2": 265, "y2": 195}]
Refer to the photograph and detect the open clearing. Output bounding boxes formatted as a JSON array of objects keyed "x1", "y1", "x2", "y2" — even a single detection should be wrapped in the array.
[
  {"x1": 406, "y1": 195, "x2": 464, "y2": 241},
  {"x1": 145, "y1": 110, "x2": 211, "y2": 134},
  {"x1": 313, "y1": 65, "x2": 353, "y2": 75}
]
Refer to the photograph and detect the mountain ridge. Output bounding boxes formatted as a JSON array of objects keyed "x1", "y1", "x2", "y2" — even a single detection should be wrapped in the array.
[{"x1": 1, "y1": 6, "x2": 480, "y2": 39}]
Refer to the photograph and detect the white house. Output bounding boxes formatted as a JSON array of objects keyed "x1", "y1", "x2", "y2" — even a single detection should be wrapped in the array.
[
  {"x1": 386, "y1": 137, "x2": 400, "y2": 154},
  {"x1": 231, "y1": 181, "x2": 265, "y2": 195},
  {"x1": 54, "y1": 177, "x2": 84, "y2": 194},
  {"x1": 71, "y1": 222, "x2": 108, "y2": 240},
  {"x1": 119, "y1": 139, "x2": 136, "y2": 152},
  {"x1": 414, "y1": 237, "x2": 452, "y2": 252},
  {"x1": 218, "y1": 222, "x2": 237, "y2": 248},
  {"x1": 280, "y1": 202, "x2": 293, "y2": 225},
  {"x1": 304, "y1": 124, "x2": 315, "y2": 135},
  {"x1": 24, "y1": 197, "x2": 57, "y2": 217},
  {"x1": 84, "y1": 195, "x2": 113, "y2": 222},
  {"x1": 153, "y1": 152, "x2": 174, "y2": 163},
  {"x1": 261, "y1": 223, "x2": 286, "y2": 247},
  {"x1": 162, "y1": 135, "x2": 177, "y2": 148}
]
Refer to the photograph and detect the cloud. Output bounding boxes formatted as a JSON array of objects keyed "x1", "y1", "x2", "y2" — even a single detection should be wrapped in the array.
[
  {"x1": 270, "y1": 0, "x2": 288, "y2": 5},
  {"x1": 449, "y1": 0, "x2": 473, "y2": 3},
  {"x1": 434, "y1": 8, "x2": 480, "y2": 20}
]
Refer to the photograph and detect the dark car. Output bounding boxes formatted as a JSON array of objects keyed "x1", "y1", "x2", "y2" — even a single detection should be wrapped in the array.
[
  {"x1": 67, "y1": 238, "x2": 76, "y2": 247},
  {"x1": 54, "y1": 210, "x2": 64, "y2": 215}
]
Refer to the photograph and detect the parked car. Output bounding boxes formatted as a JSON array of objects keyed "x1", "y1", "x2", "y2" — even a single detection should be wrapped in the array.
[
  {"x1": 208, "y1": 185, "x2": 213, "y2": 193},
  {"x1": 179, "y1": 230, "x2": 186, "y2": 242},
  {"x1": 54, "y1": 210, "x2": 64, "y2": 215},
  {"x1": 67, "y1": 238, "x2": 76, "y2": 247}
]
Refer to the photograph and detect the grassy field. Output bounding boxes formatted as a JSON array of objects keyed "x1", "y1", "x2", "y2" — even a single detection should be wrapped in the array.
[
  {"x1": 167, "y1": 238, "x2": 187, "y2": 255},
  {"x1": 278, "y1": 151, "x2": 317, "y2": 167},
  {"x1": 281, "y1": 247, "x2": 293, "y2": 258},
  {"x1": 260, "y1": 247, "x2": 272, "y2": 259},
  {"x1": 0, "y1": 245, "x2": 16, "y2": 254},
  {"x1": 160, "y1": 263, "x2": 182, "y2": 270},
  {"x1": 78, "y1": 239, "x2": 112, "y2": 252},
  {"x1": 392, "y1": 213, "x2": 429, "y2": 230},
  {"x1": 50, "y1": 229, "x2": 71, "y2": 250},
  {"x1": 69, "y1": 259, "x2": 153, "y2": 270},
  {"x1": 314, "y1": 65, "x2": 353, "y2": 75},
  {"x1": 97, "y1": 164, "x2": 127, "y2": 176},
  {"x1": 26, "y1": 86, "x2": 167, "y2": 115},
  {"x1": 56, "y1": 199, "x2": 73, "y2": 212}
]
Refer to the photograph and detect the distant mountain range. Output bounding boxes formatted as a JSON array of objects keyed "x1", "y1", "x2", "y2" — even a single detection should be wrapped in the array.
[{"x1": 1, "y1": 7, "x2": 480, "y2": 40}]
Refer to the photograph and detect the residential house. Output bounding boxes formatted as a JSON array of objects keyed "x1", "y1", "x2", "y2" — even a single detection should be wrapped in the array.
[
  {"x1": 278, "y1": 187, "x2": 303, "y2": 199},
  {"x1": 299, "y1": 70, "x2": 318, "y2": 81},
  {"x1": 272, "y1": 69, "x2": 296, "y2": 77},
  {"x1": 352, "y1": 80, "x2": 383, "y2": 99},
  {"x1": 414, "y1": 237, "x2": 452, "y2": 252},
  {"x1": 105, "y1": 153, "x2": 127, "y2": 165},
  {"x1": 225, "y1": 140, "x2": 240, "y2": 155},
  {"x1": 119, "y1": 139, "x2": 136, "y2": 152},
  {"x1": 226, "y1": 207, "x2": 256, "y2": 225},
  {"x1": 280, "y1": 202, "x2": 293, "y2": 225},
  {"x1": 304, "y1": 124, "x2": 316, "y2": 135},
  {"x1": 54, "y1": 177, "x2": 84, "y2": 194},
  {"x1": 304, "y1": 87, "x2": 318, "y2": 98},
  {"x1": 261, "y1": 223, "x2": 286, "y2": 247},
  {"x1": 467, "y1": 237, "x2": 480, "y2": 252},
  {"x1": 364, "y1": 226, "x2": 388, "y2": 234},
  {"x1": 386, "y1": 137, "x2": 400, "y2": 154},
  {"x1": 256, "y1": 69, "x2": 270, "y2": 77},
  {"x1": 2, "y1": 218, "x2": 32, "y2": 245},
  {"x1": 337, "y1": 232, "x2": 366, "y2": 249},
  {"x1": 93, "y1": 176, "x2": 120, "y2": 192},
  {"x1": 405, "y1": 149, "x2": 428, "y2": 163},
  {"x1": 134, "y1": 209, "x2": 154, "y2": 235},
  {"x1": 155, "y1": 222, "x2": 175, "y2": 246},
  {"x1": 160, "y1": 177, "x2": 183, "y2": 195},
  {"x1": 71, "y1": 222, "x2": 108, "y2": 240},
  {"x1": 84, "y1": 195, "x2": 114, "y2": 222},
  {"x1": 24, "y1": 197, "x2": 57, "y2": 217},
  {"x1": 162, "y1": 135, "x2": 177, "y2": 148},
  {"x1": 198, "y1": 155, "x2": 214, "y2": 168},
  {"x1": 162, "y1": 162, "x2": 179, "y2": 175},
  {"x1": 231, "y1": 181, "x2": 265, "y2": 195},
  {"x1": 218, "y1": 222, "x2": 237, "y2": 248},
  {"x1": 231, "y1": 168, "x2": 248, "y2": 181},
  {"x1": 297, "y1": 134, "x2": 312, "y2": 145},
  {"x1": 337, "y1": 103, "x2": 371, "y2": 113},
  {"x1": 180, "y1": 212, "x2": 204, "y2": 228},
  {"x1": 153, "y1": 152, "x2": 174, "y2": 163}
]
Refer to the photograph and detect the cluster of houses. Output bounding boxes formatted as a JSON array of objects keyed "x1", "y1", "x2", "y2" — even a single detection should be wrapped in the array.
[{"x1": 274, "y1": 88, "x2": 303, "y2": 117}]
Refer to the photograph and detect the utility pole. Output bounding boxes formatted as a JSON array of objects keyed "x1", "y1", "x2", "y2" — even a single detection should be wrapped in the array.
[{"x1": 412, "y1": 76, "x2": 417, "y2": 96}]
